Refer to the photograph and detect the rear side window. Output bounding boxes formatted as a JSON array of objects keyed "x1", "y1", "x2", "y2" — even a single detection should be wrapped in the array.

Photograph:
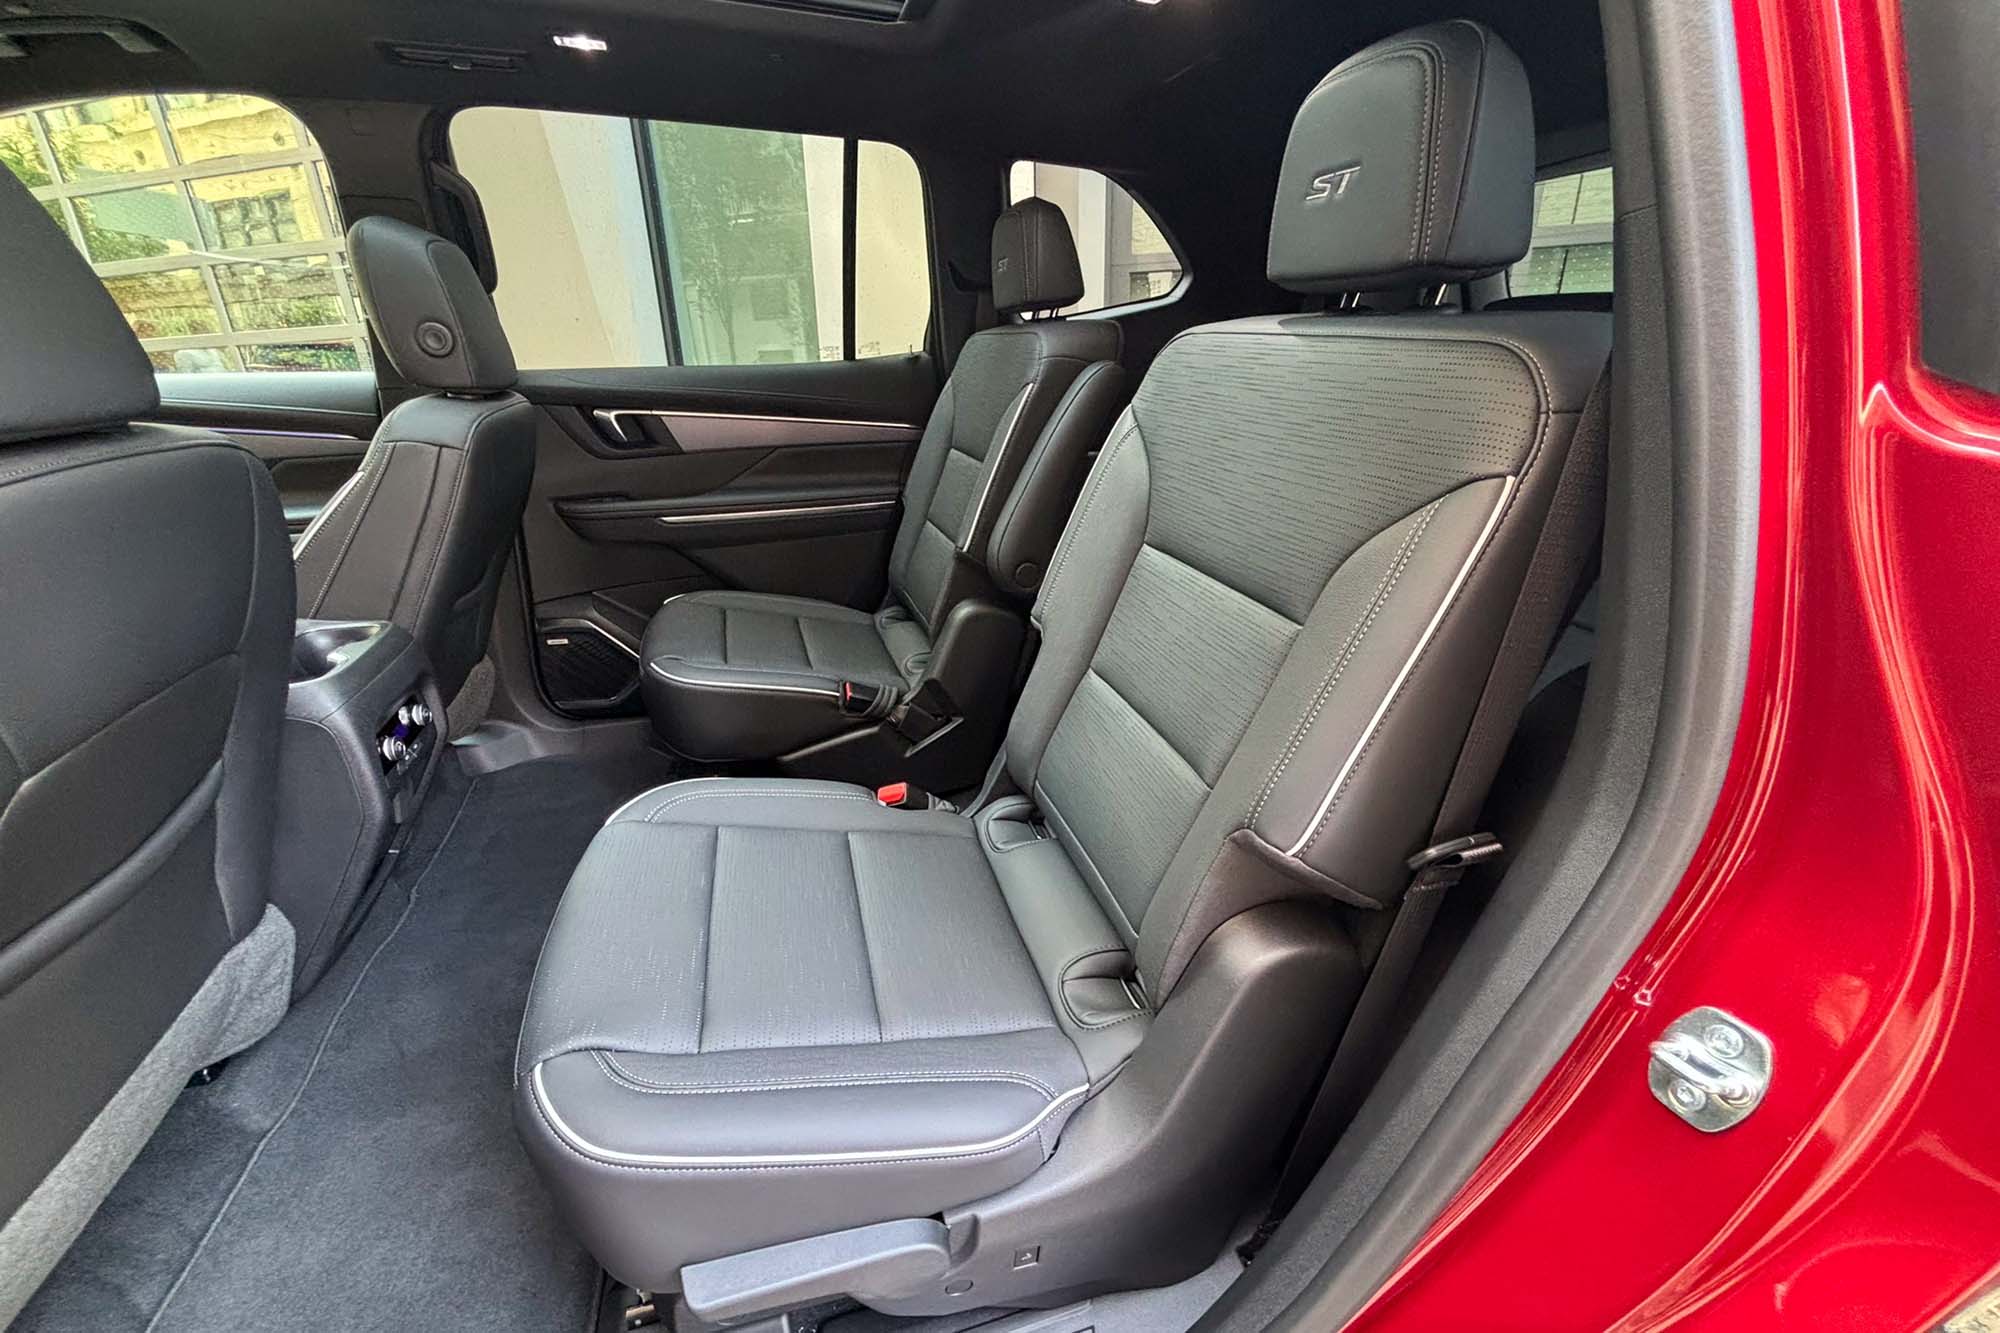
[
  {"x1": 450, "y1": 108, "x2": 932, "y2": 370},
  {"x1": 0, "y1": 94, "x2": 369, "y2": 373},
  {"x1": 1007, "y1": 161, "x2": 1184, "y2": 314},
  {"x1": 1510, "y1": 166, "x2": 1615, "y2": 297}
]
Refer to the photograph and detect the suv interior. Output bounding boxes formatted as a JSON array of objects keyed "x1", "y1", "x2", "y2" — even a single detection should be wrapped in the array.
[{"x1": 0, "y1": 1, "x2": 1734, "y2": 1329}]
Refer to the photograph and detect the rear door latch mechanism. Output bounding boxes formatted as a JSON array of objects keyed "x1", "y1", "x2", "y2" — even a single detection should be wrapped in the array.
[{"x1": 1647, "y1": 1006, "x2": 1772, "y2": 1132}]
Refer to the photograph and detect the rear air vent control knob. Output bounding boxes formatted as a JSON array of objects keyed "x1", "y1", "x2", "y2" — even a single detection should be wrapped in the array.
[
  {"x1": 380, "y1": 736, "x2": 411, "y2": 765},
  {"x1": 408, "y1": 701, "x2": 433, "y2": 728}
]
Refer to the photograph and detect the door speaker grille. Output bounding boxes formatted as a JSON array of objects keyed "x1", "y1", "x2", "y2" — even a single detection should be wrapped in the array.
[{"x1": 537, "y1": 623, "x2": 637, "y2": 710}]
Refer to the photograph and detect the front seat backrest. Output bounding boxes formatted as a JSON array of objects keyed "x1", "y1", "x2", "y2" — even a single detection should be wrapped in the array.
[
  {"x1": 882, "y1": 197, "x2": 1121, "y2": 636},
  {"x1": 291, "y1": 216, "x2": 535, "y2": 708},
  {"x1": 0, "y1": 168, "x2": 295, "y2": 1323}
]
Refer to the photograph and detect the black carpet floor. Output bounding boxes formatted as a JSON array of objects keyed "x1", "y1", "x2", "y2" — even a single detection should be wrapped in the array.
[{"x1": 18, "y1": 749, "x2": 683, "y2": 1333}]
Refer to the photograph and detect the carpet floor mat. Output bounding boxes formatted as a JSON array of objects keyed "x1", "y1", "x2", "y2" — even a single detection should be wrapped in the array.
[{"x1": 17, "y1": 749, "x2": 684, "y2": 1332}]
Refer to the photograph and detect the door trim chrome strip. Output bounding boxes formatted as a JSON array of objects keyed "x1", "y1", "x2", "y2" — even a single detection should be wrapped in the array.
[
  {"x1": 654, "y1": 498, "x2": 898, "y2": 526},
  {"x1": 592, "y1": 407, "x2": 920, "y2": 451},
  {"x1": 603, "y1": 407, "x2": 919, "y2": 429}
]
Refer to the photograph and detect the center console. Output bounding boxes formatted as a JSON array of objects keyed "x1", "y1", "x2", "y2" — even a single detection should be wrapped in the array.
[{"x1": 275, "y1": 620, "x2": 445, "y2": 995}]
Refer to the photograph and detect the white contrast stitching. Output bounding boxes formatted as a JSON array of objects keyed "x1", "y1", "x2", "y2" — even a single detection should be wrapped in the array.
[
  {"x1": 1248, "y1": 501, "x2": 1438, "y2": 826},
  {"x1": 593, "y1": 1051, "x2": 1062, "y2": 1101},
  {"x1": 529, "y1": 1063, "x2": 1084, "y2": 1171},
  {"x1": 638, "y1": 787, "x2": 875, "y2": 824}
]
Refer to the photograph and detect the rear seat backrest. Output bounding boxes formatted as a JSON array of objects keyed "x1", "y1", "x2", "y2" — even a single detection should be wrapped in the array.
[
  {"x1": 885, "y1": 197, "x2": 1121, "y2": 636},
  {"x1": 1003, "y1": 17, "x2": 1613, "y2": 999}
]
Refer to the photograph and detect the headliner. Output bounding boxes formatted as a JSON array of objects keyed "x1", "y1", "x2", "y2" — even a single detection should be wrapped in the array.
[{"x1": 0, "y1": 0, "x2": 1606, "y2": 178}]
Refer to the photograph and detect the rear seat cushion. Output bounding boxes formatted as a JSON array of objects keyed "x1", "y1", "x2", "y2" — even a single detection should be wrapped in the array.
[
  {"x1": 515, "y1": 778, "x2": 1135, "y2": 1287},
  {"x1": 639, "y1": 592, "x2": 929, "y2": 761}
]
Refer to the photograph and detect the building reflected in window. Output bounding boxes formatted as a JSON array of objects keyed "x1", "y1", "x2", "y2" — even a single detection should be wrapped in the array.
[
  {"x1": 1511, "y1": 167, "x2": 1614, "y2": 296},
  {"x1": 0, "y1": 94, "x2": 369, "y2": 374}
]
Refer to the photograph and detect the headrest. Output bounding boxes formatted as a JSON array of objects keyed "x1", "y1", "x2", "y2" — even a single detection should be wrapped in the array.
[
  {"x1": 0, "y1": 167, "x2": 158, "y2": 445},
  {"x1": 1268, "y1": 19, "x2": 1535, "y2": 292},
  {"x1": 992, "y1": 198, "x2": 1085, "y2": 316},
  {"x1": 347, "y1": 215, "x2": 516, "y2": 392}
]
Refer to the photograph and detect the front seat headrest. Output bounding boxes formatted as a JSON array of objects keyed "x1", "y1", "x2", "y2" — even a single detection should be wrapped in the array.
[
  {"x1": 347, "y1": 215, "x2": 517, "y2": 393},
  {"x1": 1268, "y1": 19, "x2": 1535, "y2": 293},
  {"x1": 991, "y1": 197, "x2": 1086, "y2": 317},
  {"x1": 0, "y1": 168, "x2": 158, "y2": 445}
]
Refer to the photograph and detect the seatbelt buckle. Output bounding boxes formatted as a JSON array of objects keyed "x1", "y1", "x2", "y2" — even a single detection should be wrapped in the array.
[
  {"x1": 839, "y1": 680, "x2": 896, "y2": 719},
  {"x1": 875, "y1": 782, "x2": 955, "y2": 813},
  {"x1": 1406, "y1": 832, "x2": 1504, "y2": 887},
  {"x1": 889, "y1": 679, "x2": 959, "y2": 748}
]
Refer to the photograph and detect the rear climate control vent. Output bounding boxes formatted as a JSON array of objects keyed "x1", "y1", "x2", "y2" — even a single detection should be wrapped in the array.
[
  {"x1": 378, "y1": 40, "x2": 528, "y2": 73},
  {"x1": 713, "y1": 0, "x2": 934, "y2": 22}
]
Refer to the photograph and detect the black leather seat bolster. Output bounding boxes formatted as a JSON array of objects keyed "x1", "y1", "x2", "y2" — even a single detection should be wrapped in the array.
[
  {"x1": 987, "y1": 359, "x2": 1128, "y2": 599},
  {"x1": 291, "y1": 392, "x2": 536, "y2": 702}
]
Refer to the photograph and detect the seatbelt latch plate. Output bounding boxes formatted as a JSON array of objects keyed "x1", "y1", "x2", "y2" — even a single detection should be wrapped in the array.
[{"x1": 1406, "y1": 831, "x2": 1503, "y2": 874}]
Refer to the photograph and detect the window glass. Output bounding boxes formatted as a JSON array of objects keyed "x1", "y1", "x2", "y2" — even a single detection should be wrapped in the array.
[
  {"x1": 855, "y1": 140, "x2": 930, "y2": 359},
  {"x1": 451, "y1": 107, "x2": 931, "y2": 370},
  {"x1": 1509, "y1": 166, "x2": 1615, "y2": 296},
  {"x1": 1007, "y1": 161, "x2": 1184, "y2": 314},
  {"x1": 647, "y1": 120, "x2": 843, "y2": 366},
  {"x1": 0, "y1": 93, "x2": 370, "y2": 373}
]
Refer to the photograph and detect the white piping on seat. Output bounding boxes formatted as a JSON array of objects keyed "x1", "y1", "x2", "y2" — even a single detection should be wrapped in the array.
[
  {"x1": 531, "y1": 1062, "x2": 1086, "y2": 1168},
  {"x1": 600, "y1": 776, "x2": 741, "y2": 827},
  {"x1": 1284, "y1": 474, "x2": 1517, "y2": 858},
  {"x1": 645, "y1": 661, "x2": 842, "y2": 701}
]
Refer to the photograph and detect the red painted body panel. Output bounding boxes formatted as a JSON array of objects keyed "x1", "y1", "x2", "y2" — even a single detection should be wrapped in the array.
[{"x1": 1338, "y1": 1, "x2": 2000, "y2": 1328}]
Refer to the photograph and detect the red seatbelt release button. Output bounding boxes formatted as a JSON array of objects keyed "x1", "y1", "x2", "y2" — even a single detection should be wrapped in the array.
[{"x1": 876, "y1": 782, "x2": 910, "y2": 808}]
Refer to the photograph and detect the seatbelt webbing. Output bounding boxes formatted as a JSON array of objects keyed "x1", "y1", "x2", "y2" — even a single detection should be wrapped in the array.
[{"x1": 1259, "y1": 357, "x2": 1615, "y2": 1228}]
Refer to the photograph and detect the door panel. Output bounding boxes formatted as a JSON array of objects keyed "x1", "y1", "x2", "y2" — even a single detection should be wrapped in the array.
[
  {"x1": 513, "y1": 356, "x2": 938, "y2": 716},
  {"x1": 151, "y1": 371, "x2": 380, "y2": 536}
]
